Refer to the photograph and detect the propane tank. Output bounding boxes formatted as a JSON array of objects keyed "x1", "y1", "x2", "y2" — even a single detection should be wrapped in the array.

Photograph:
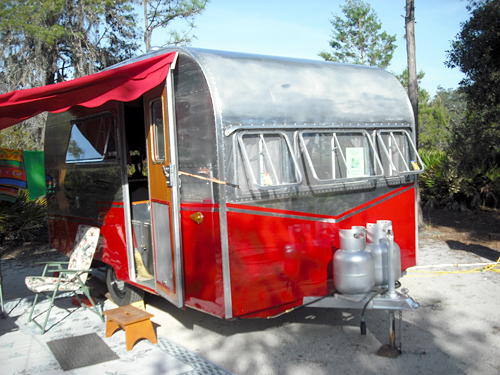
[
  {"x1": 333, "y1": 226, "x2": 375, "y2": 295},
  {"x1": 366, "y1": 221, "x2": 402, "y2": 287}
]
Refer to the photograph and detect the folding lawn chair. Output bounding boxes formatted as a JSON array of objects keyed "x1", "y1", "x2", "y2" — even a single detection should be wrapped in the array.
[{"x1": 25, "y1": 225, "x2": 104, "y2": 333}]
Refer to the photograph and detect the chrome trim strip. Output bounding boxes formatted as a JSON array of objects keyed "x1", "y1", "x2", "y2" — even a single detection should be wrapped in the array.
[
  {"x1": 335, "y1": 186, "x2": 414, "y2": 223},
  {"x1": 227, "y1": 185, "x2": 414, "y2": 224},
  {"x1": 225, "y1": 123, "x2": 412, "y2": 137},
  {"x1": 188, "y1": 48, "x2": 234, "y2": 319},
  {"x1": 180, "y1": 205, "x2": 220, "y2": 212},
  {"x1": 167, "y1": 65, "x2": 185, "y2": 308},
  {"x1": 118, "y1": 102, "x2": 136, "y2": 283},
  {"x1": 227, "y1": 207, "x2": 337, "y2": 223}
]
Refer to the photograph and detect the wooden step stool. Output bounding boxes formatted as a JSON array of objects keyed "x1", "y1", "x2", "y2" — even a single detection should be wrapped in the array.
[{"x1": 103, "y1": 305, "x2": 157, "y2": 351}]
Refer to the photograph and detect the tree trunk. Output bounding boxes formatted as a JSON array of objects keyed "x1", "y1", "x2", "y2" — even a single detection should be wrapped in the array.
[
  {"x1": 405, "y1": 0, "x2": 424, "y2": 229},
  {"x1": 406, "y1": 0, "x2": 418, "y2": 139},
  {"x1": 43, "y1": 45, "x2": 57, "y2": 86}
]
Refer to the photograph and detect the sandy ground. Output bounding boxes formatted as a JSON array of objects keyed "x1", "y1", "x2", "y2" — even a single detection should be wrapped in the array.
[{"x1": 2, "y1": 236, "x2": 500, "y2": 375}]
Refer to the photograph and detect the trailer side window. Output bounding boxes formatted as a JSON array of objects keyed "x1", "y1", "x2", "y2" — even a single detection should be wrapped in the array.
[
  {"x1": 65, "y1": 114, "x2": 116, "y2": 163},
  {"x1": 151, "y1": 100, "x2": 166, "y2": 162},
  {"x1": 376, "y1": 130, "x2": 424, "y2": 176},
  {"x1": 237, "y1": 132, "x2": 302, "y2": 190},
  {"x1": 299, "y1": 130, "x2": 383, "y2": 183}
]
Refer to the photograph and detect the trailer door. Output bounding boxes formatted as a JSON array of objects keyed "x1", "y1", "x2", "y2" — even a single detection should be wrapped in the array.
[{"x1": 144, "y1": 68, "x2": 184, "y2": 308}]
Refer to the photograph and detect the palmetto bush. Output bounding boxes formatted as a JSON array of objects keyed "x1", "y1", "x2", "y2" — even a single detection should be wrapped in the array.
[
  {"x1": 419, "y1": 149, "x2": 500, "y2": 210},
  {"x1": 418, "y1": 149, "x2": 461, "y2": 211},
  {"x1": 459, "y1": 161, "x2": 500, "y2": 209},
  {"x1": 0, "y1": 189, "x2": 47, "y2": 243}
]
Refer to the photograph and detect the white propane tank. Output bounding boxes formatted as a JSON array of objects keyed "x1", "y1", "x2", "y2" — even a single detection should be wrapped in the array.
[
  {"x1": 366, "y1": 221, "x2": 402, "y2": 287},
  {"x1": 333, "y1": 226, "x2": 375, "y2": 295}
]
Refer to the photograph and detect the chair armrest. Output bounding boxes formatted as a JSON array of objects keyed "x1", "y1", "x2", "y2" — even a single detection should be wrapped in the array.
[
  {"x1": 58, "y1": 269, "x2": 92, "y2": 274},
  {"x1": 34, "y1": 261, "x2": 69, "y2": 265},
  {"x1": 35, "y1": 261, "x2": 70, "y2": 276},
  {"x1": 58, "y1": 269, "x2": 93, "y2": 287}
]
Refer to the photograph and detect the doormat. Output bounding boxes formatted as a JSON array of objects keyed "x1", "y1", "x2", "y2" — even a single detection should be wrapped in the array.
[{"x1": 47, "y1": 333, "x2": 119, "y2": 371}]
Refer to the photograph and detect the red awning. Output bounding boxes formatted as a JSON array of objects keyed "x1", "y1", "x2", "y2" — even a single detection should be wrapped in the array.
[{"x1": 0, "y1": 51, "x2": 177, "y2": 130}]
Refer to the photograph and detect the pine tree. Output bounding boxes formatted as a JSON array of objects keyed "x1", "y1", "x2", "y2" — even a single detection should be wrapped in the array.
[{"x1": 319, "y1": 0, "x2": 396, "y2": 69}]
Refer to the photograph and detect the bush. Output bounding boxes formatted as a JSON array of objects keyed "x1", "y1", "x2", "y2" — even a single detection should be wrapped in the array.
[
  {"x1": 418, "y1": 150, "x2": 461, "y2": 210},
  {"x1": 0, "y1": 189, "x2": 47, "y2": 245},
  {"x1": 419, "y1": 149, "x2": 500, "y2": 210}
]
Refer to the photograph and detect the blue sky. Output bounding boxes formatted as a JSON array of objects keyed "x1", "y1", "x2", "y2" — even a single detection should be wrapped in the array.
[{"x1": 150, "y1": 0, "x2": 471, "y2": 96}]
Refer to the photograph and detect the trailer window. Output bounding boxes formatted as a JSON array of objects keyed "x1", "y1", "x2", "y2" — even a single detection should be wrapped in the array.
[
  {"x1": 299, "y1": 130, "x2": 383, "y2": 183},
  {"x1": 65, "y1": 114, "x2": 116, "y2": 163},
  {"x1": 151, "y1": 100, "x2": 166, "y2": 162},
  {"x1": 376, "y1": 130, "x2": 424, "y2": 176},
  {"x1": 237, "y1": 132, "x2": 302, "y2": 189}
]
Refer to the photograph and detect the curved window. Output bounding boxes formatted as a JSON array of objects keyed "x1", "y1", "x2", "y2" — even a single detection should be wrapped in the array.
[
  {"x1": 376, "y1": 130, "x2": 424, "y2": 176},
  {"x1": 237, "y1": 131, "x2": 302, "y2": 190},
  {"x1": 299, "y1": 130, "x2": 383, "y2": 183}
]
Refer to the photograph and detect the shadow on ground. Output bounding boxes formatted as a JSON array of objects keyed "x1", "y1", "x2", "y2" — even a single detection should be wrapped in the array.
[
  {"x1": 446, "y1": 240, "x2": 500, "y2": 262},
  {"x1": 145, "y1": 290, "x2": 477, "y2": 375}
]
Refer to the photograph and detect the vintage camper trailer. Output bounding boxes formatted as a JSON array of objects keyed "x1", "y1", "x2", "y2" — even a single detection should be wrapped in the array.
[{"x1": 1, "y1": 47, "x2": 423, "y2": 329}]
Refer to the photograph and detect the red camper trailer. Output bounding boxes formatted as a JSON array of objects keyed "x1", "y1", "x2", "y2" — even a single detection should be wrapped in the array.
[{"x1": 0, "y1": 47, "x2": 423, "y2": 337}]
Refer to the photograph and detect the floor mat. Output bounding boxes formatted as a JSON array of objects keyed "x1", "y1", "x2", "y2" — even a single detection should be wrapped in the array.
[{"x1": 47, "y1": 332, "x2": 119, "y2": 370}]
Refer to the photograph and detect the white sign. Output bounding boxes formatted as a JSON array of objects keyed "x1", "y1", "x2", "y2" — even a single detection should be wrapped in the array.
[{"x1": 346, "y1": 147, "x2": 365, "y2": 177}]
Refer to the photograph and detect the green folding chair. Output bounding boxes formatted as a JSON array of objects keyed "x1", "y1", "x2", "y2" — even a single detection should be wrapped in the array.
[{"x1": 25, "y1": 225, "x2": 104, "y2": 333}]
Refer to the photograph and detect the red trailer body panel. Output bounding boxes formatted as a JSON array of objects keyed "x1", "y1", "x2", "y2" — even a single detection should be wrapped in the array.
[{"x1": 226, "y1": 186, "x2": 416, "y2": 318}]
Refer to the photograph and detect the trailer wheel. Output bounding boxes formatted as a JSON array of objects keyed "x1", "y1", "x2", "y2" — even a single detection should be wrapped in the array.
[{"x1": 106, "y1": 267, "x2": 144, "y2": 306}]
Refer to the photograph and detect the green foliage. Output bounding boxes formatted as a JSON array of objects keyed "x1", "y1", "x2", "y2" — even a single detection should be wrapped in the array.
[
  {"x1": 395, "y1": 69, "x2": 464, "y2": 152},
  {"x1": 446, "y1": 0, "x2": 500, "y2": 173},
  {"x1": 0, "y1": 0, "x2": 140, "y2": 87},
  {"x1": 0, "y1": 190, "x2": 47, "y2": 241},
  {"x1": 319, "y1": 0, "x2": 396, "y2": 69},
  {"x1": 419, "y1": 150, "x2": 460, "y2": 210},
  {"x1": 436, "y1": 0, "x2": 500, "y2": 208},
  {"x1": 0, "y1": 114, "x2": 46, "y2": 151},
  {"x1": 394, "y1": 67, "x2": 425, "y2": 92},
  {"x1": 418, "y1": 141, "x2": 500, "y2": 209},
  {"x1": 0, "y1": 0, "x2": 141, "y2": 151},
  {"x1": 143, "y1": 0, "x2": 209, "y2": 49},
  {"x1": 419, "y1": 91, "x2": 452, "y2": 151},
  {"x1": 419, "y1": 87, "x2": 465, "y2": 152}
]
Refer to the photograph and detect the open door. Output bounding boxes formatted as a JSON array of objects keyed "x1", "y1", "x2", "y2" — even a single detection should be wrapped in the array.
[{"x1": 143, "y1": 66, "x2": 184, "y2": 308}]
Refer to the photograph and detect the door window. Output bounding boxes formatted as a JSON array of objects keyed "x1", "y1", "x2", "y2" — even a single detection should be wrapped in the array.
[{"x1": 151, "y1": 100, "x2": 166, "y2": 163}]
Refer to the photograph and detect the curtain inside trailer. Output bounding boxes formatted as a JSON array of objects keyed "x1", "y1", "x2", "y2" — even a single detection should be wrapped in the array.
[{"x1": 0, "y1": 52, "x2": 177, "y2": 130}]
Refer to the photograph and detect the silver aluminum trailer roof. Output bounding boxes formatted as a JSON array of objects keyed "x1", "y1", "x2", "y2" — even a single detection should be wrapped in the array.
[{"x1": 110, "y1": 47, "x2": 414, "y2": 130}]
